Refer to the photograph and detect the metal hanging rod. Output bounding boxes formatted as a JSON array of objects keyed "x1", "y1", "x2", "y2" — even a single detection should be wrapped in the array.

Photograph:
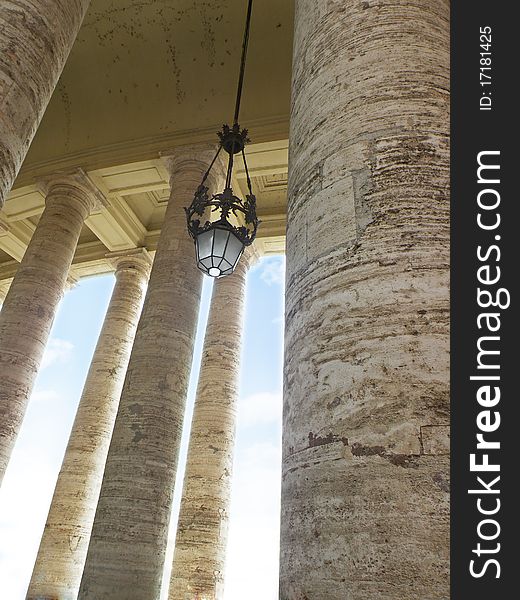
[{"x1": 233, "y1": 0, "x2": 254, "y2": 125}]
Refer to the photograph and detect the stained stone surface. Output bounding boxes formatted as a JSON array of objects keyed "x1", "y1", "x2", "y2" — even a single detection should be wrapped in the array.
[
  {"x1": 281, "y1": 1, "x2": 450, "y2": 599},
  {"x1": 78, "y1": 145, "x2": 224, "y2": 600},
  {"x1": 0, "y1": 175, "x2": 97, "y2": 485},
  {"x1": 0, "y1": 0, "x2": 91, "y2": 206},
  {"x1": 168, "y1": 246, "x2": 257, "y2": 600},
  {"x1": 26, "y1": 250, "x2": 151, "y2": 600}
]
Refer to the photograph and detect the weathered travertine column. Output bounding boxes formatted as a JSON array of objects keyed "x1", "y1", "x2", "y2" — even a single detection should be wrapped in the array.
[
  {"x1": 282, "y1": 2, "x2": 450, "y2": 599},
  {"x1": 168, "y1": 246, "x2": 257, "y2": 600},
  {"x1": 0, "y1": 173, "x2": 99, "y2": 485},
  {"x1": 26, "y1": 249, "x2": 152, "y2": 600},
  {"x1": 78, "y1": 145, "x2": 223, "y2": 600},
  {"x1": 0, "y1": 1, "x2": 91, "y2": 207}
]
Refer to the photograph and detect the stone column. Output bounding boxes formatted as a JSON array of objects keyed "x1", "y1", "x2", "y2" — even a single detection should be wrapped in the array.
[
  {"x1": 0, "y1": 172, "x2": 99, "y2": 485},
  {"x1": 26, "y1": 249, "x2": 152, "y2": 600},
  {"x1": 282, "y1": 2, "x2": 450, "y2": 600},
  {"x1": 78, "y1": 145, "x2": 224, "y2": 600},
  {"x1": 168, "y1": 246, "x2": 257, "y2": 600},
  {"x1": 0, "y1": 0, "x2": 91, "y2": 207}
]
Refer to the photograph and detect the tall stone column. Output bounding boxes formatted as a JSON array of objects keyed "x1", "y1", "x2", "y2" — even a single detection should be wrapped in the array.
[
  {"x1": 26, "y1": 249, "x2": 152, "y2": 600},
  {"x1": 282, "y1": 2, "x2": 450, "y2": 600},
  {"x1": 168, "y1": 246, "x2": 257, "y2": 600},
  {"x1": 0, "y1": 172, "x2": 99, "y2": 485},
  {"x1": 78, "y1": 145, "x2": 224, "y2": 600},
  {"x1": 0, "y1": 0, "x2": 91, "y2": 207}
]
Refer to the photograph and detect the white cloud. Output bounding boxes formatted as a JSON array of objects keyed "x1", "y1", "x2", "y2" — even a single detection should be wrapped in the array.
[
  {"x1": 0, "y1": 381, "x2": 78, "y2": 599},
  {"x1": 0, "y1": 446, "x2": 59, "y2": 600},
  {"x1": 41, "y1": 338, "x2": 74, "y2": 370},
  {"x1": 238, "y1": 392, "x2": 282, "y2": 428},
  {"x1": 259, "y1": 257, "x2": 285, "y2": 287},
  {"x1": 29, "y1": 390, "x2": 60, "y2": 404},
  {"x1": 225, "y1": 441, "x2": 282, "y2": 600},
  {"x1": 225, "y1": 520, "x2": 280, "y2": 600}
]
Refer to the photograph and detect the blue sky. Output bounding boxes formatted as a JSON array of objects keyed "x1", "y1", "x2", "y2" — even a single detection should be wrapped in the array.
[{"x1": 0, "y1": 254, "x2": 285, "y2": 600}]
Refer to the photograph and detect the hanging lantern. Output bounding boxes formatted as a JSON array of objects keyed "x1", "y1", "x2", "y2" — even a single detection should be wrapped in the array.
[{"x1": 185, "y1": 0, "x2": 259, "y2": 278}]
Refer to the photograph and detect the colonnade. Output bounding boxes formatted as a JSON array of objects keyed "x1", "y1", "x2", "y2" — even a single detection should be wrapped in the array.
[{"x1": 0, "y1": 1, "x2": 450, "y2": 599}]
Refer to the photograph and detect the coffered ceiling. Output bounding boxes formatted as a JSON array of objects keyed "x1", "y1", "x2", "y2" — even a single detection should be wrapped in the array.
[{"x1": 1, "y1": 140, "x2": 288, "y2": 292}]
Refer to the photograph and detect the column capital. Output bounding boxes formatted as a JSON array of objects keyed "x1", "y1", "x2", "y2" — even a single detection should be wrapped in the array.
[
  {"x1": 64, "y1": 272, "x2": 80, "y2": 293},
  {"x1": 160, "y1": 142, "x2": 228, "y2": 192},
  {"x1": 232, "y1": 242, "x2": 261, "y2": 278},
  {"x1": 106, "y1": 248, "x2": 153, "y2": 280},
  {"x1": 241, "y1": 242, "x2": 261, "y2": 271},
  {"x1": 160, "y1": 142, "x2": 218, "y2": 175},
  {"x1": 38, "y1": 169, "x2": 107, "y2": 216}
]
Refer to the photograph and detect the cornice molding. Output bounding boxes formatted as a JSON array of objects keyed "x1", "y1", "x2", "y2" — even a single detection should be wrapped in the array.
[{"x1": 14, "y1": 115, "x2": 289, "y2": 190}]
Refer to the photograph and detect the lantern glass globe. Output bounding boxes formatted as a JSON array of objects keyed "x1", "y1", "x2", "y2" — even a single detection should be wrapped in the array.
[{"x1": 195, "y1": 227, "x2": 244, "y2": 277}]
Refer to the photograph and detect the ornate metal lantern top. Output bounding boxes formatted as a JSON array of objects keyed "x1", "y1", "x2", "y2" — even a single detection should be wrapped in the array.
[{"x1": 185, "y1": 0, "x2": 259, "y2": 278}]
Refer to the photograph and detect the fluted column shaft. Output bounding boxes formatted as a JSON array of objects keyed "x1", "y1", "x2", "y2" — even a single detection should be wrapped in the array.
[
  {"x1": 78, "y1": 145, "x2": 223, "y2": 600},
  {"x1": 26, "y1": 250, "x2": 152, "y2": 600},
  {"x1": 0, "y1": 177, "x2": 96, "y2": 484},
  {"x1": 0, "y1": 0, "x2": 91, "y2": 206},
  {"x1": 168, "y1": 248, "x2": 255, "y2": 600},
  {"x1": 282, "y1": 1, "x2": 449, "y2": 599}
]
